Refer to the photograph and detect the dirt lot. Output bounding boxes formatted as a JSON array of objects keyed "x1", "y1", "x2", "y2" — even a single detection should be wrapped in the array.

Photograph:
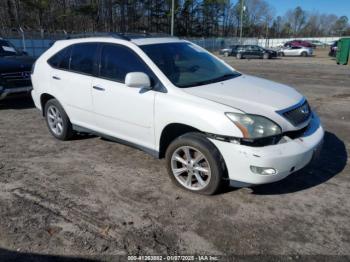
[{"x1": 0, "y1": 48, "x2": 349, "y2": 260}]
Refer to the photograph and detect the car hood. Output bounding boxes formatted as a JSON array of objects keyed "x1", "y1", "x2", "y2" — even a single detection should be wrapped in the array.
[
  {"x1": 0, "y1": 55, "x2": 35, "y2": 73},
  {"x1": 182, "y1": 74, "x2": 303, "y2": 127}
]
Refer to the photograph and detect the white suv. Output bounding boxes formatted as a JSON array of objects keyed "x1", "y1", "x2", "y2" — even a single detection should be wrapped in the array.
[{"x1": 31, "y1": 35, "x2": 324, "y2": 195}]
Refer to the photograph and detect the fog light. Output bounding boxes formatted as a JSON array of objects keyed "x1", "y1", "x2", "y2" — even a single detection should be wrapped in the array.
[{"x1": 250, "y1": 166, "x2": 277, "y2": 175}]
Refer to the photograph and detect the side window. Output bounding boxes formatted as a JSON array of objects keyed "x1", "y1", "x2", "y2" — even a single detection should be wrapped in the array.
[
  {"x1": 48, "y1": 46, "x2": 72, "y2": 69},
  {"x1": 70, "y1": 43, "x2": 98, "y2": 75},
  {"x1": 248, "y1": 46, "x2": 255, "y2": 51},
  {"x1": 0, "y1": 40, "x2": 18, "y2": 55},
  {"x1": 99, "y1": 44, "x2": 153, "y2": 83}
]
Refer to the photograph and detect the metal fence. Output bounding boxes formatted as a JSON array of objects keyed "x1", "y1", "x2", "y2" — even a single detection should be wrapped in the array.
[
  {"x1": 1, "y1": 29, "x2": 347, "y2": 57},
  {"x1": 2, "y1": 30, "x2": 259, "y2": 57},
  {"x1": 6, "y1": 37, "x2": 258, "y2": 57},
  {"x1": 188, "y1": 37, "x2": 258, "y2": 51},
  {"x1": 259, "y1": 36, "x2": 343, "y2": 48}
]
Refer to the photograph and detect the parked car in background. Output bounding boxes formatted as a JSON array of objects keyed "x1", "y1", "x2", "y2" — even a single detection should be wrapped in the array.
[
  {"x1": 31, "y1": 35, "x2": 323, "y2": 194},
  {"x1": 284, "y1": 40, "x2": 316, "y2": 49},
  {"x1": 279, "y1": 46, "x2": 313, "y2": 57},
  {"x1": 329, "y1": 41, "x2": 338, "y2": 57},
  {"x1": 0, "y1": 38, "x2": 35, "y2": 100},
  {"x1": 236, "y1": 45, "x2": 277, "y2": 59},
  {"x1": 219, "y1": 45, "x2": 241, "y2": 57},
  {"x1": 309, "y1": 40, "x2": 326, "y2": 47}
]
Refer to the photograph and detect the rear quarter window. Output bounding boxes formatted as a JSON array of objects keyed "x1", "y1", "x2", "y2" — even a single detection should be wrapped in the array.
[{"x1": 48, "y1": 46, "x2": 72, "y2": 69}]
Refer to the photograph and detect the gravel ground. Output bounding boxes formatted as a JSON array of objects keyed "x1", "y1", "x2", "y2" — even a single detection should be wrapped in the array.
[{"x1": 0, "y1": 49, "x2": 349, "y2": 260}]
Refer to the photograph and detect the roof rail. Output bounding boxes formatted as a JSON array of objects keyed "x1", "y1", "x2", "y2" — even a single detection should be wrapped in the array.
[
  {"x1": 66, "y1": 32, "x2": 130, "y2": 41},
  {"x1": 121, "y1": 32, "x2": 178, "y2": 39},
  {"x1": 65, "y1": 32, "x2": 178, "y2": 41}
]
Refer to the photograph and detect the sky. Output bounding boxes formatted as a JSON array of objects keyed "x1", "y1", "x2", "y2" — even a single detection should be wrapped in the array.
[{"x1": 264, "y1": 0, "x2": 350, "y2": 18}]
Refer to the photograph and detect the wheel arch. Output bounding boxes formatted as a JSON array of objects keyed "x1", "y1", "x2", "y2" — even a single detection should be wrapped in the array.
[
  {"x1": 40, "y1": 93, "x2": 56, "y2": 116},
  {"x1": 158, "y1": 123, "x2": 202, "y2": 159}
]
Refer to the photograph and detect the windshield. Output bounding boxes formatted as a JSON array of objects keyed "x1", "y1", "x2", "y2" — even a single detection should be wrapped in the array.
[
  {"x1": 0, "y1": 40, "x2": 19, "y2": 56},
  {"x1": 140, "y1": 42, "x2": 241, "y2": 88}
]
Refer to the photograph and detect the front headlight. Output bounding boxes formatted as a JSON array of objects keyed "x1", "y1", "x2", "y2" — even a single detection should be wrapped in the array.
[{"x1": 225, "y1": 113, "x2": 281, "y2": 139}]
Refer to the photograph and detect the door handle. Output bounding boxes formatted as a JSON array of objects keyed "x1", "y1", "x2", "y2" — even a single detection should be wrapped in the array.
[
  {"x1": 93, "y1": 85, "x2": 105, "y2": 91},
  {"x1": 52, "y1": 76, "x2": 60, "y2": 80}
]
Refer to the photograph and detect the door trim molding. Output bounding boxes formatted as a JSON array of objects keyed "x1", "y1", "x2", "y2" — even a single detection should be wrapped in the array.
[{"x1": 72, "y1": 124, "x2": 159, "y2": 159}]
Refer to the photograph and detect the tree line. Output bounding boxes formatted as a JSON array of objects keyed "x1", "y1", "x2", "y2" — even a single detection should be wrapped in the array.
[{"x1": 0, "y1": 0, "x2": 349, "y2": 38}]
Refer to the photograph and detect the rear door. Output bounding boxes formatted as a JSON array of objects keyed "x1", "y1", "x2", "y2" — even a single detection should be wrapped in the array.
[
  {"x1": 49, "y1": 43, "x2": 98, "y2": 127},
  {"x1": 243, "y1": 46, "x2": 253, "y2": 57},
  {"x1": 249, "y1": 46, "x2": 261, "y2": 58}
]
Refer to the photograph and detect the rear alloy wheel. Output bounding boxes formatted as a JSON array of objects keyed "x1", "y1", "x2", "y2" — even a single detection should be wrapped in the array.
[
  {"x1": 301, "y1": 51, "x2": 308, "y2": 57},
  {"x1": 45, "y1": 99, "x2": 74, "y2": 141},
  {"x1": 236, "y1": 53, "x2": 242, "y2": 59},
  {"x1": 165, "y1": 132, "x2": 227, "y2": 195}
]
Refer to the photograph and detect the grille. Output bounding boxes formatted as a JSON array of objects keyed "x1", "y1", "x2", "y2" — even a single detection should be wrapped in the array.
[
  {"x1": 0, "y1": 71, "x2": 31, "y2": 88},
  {"x1": 282, "y1": 100, "x2": 311, "y2": 126},
  {"x1": 1, "y1": 71, "x2": 31, "y2": 80}
]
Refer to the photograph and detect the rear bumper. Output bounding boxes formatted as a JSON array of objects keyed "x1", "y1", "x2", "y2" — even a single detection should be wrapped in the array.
[
  {"x1": 210, "y1": 113, "x2": 324, "y2": 185},
  {"x1": 0, "y1": 86, "x2": 33, "y2": 100}
]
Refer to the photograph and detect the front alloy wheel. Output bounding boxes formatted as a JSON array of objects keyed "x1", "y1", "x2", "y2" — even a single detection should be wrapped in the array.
[
  {"x1": 171, "y1": 146, "x2": 211, "y2": 191},
  {"x1": 165, "y1": 132, "x2": 227, "y2": 195}
]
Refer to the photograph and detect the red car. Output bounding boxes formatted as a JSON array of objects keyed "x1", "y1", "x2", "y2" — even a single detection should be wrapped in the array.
[{"x1": 284, "y1": 40, "x2": 316, "y2": 48}]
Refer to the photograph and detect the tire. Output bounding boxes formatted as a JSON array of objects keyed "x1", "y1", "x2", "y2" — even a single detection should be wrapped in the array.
[
  {"x1": 44, "y1": 98, "x2": 74, "y2": 141},
  {"x1": 224, "y1": 52, "x2": 229, "y2": 57},
  {"x1": 236, "y1": 53, "x2": 242, "y2": 59},
  {"x1": 281, "y1": 52, "x2": 285, "y2": 57},
  {"x1": 301, "y1": 51, "x2": 308, "y2": 57},
  {"x1": 263, "y1": 53, "x2": 270, "y2": 59},
  {"x1": 165, "y1": 132, "x2": 227, "y2": 195}
]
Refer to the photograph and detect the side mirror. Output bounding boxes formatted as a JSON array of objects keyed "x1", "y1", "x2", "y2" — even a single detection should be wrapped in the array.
[{"x1": 125, "y1": 72, "x2": 151, "y2": 89}]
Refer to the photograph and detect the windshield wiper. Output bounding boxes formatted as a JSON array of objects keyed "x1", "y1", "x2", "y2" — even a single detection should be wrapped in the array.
[
  {"x1": 178, "y1": 72, "x2": 241, "y2": 88},
  {"x1": 212, "y1": 73, "x2": 241, "y2": 82}
]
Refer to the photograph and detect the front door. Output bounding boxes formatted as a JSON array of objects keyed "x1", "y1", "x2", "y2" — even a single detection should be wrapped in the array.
[{"x1": 91, "y1": 44, "x2": 156, "y2": 151}]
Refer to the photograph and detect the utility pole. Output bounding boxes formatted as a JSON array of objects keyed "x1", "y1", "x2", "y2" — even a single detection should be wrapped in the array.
[
  {"x1": 239, "y1": 0, "x2": 244, "y2": 44},
  {"x1": 265, "y1": 17, "x2": 269, "y2": 47},
  {"x1": 171, "y1": 0, "x2": 175, "y2": 36}
]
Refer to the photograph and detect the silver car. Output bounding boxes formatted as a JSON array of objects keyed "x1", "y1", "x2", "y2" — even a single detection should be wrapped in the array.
[{"x1": 279, "y1": 46, "x2": 313, "y2": 57}]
